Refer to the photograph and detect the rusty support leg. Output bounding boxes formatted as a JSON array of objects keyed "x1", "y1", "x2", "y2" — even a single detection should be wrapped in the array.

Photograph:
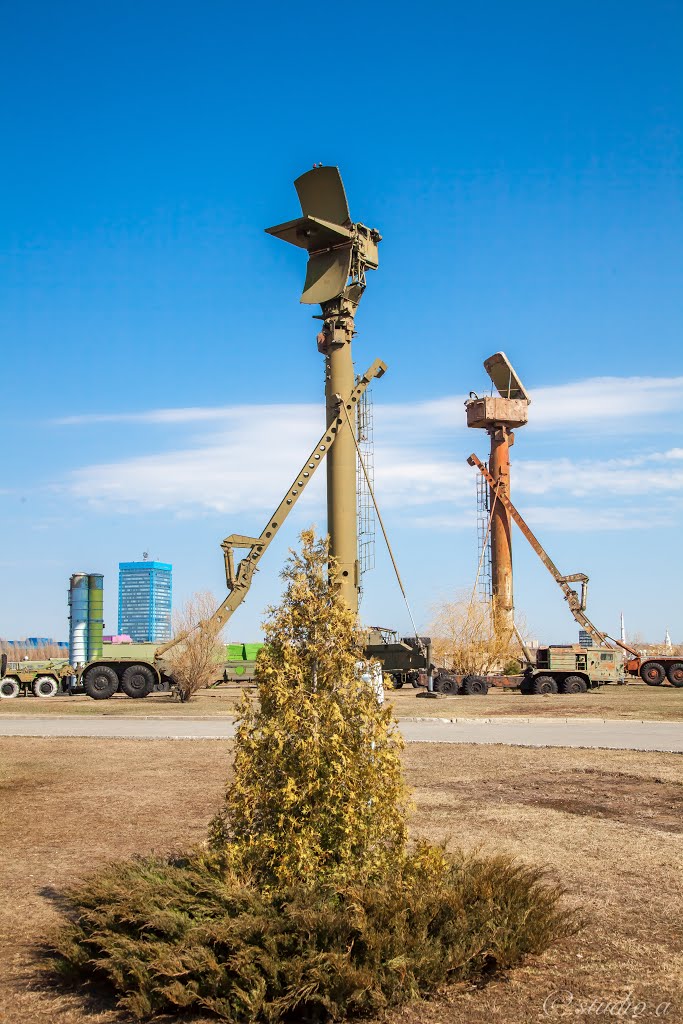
[{"x1": 488, "y1": 425, "x2": 514, "y2": 638}]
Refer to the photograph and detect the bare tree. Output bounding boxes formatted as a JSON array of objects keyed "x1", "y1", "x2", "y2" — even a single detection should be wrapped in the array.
[
  {"x1": 429, "y1": 591, "x2": 525, "y2": 676},
  {"x1": 165, "y1": 591, "x2": 225, "y2": 702}
]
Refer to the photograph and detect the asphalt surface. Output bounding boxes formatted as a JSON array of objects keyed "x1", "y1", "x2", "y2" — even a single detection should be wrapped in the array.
[{"x1": 0, "y1": 715, "x2": 681, "y2": 752}]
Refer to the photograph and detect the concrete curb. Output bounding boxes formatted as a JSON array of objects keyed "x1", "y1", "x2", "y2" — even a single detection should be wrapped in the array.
[
  {"x1": 0, "y1": 713, "x2": 677, "y2": 727},
  {"x1": 394, "y1": 715, "x2": 673, "y2": 726}
]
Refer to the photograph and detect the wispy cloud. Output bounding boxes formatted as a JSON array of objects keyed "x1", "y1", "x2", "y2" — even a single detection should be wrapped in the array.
[
  {"x1": 64, "y1": 409, "x2": 322, "y2": 516},
  {"x1": 56, "y1": 372, "x2": 683, "y2": 533},
  {"x1": 394, "y1": 374, "x2": 683, "y2": 434},
  {"x1": 54, "y1": 404, "x2": 316, "y2": 427},
  {"x1": 54, "y1": 374, "x2": 683, "y2": 433},
  {"x1": 514, "y1": 450, "x2": 683, "y2": 497}
]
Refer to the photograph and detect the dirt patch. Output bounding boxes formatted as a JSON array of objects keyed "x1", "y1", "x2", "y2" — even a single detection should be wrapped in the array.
[
  {"x1": 1, "y1": 739, "x2": 682, "y2": 1023},
  {"x1": 418, "y1": 766, "x2": 683, "y2": 834}
]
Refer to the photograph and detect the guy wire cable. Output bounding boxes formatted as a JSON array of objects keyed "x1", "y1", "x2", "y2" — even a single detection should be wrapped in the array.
[{"x1": 340, "y1": 401, "x2": 423, "y2": 649}]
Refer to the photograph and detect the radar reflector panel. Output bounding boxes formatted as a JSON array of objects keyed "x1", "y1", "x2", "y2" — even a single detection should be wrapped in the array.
[
  {"x1": 483, "y1": 352, "x2": 530, "y2": 403},
  {"x1": 265, "y1": 165, "x2": 381, "y2": 306}
]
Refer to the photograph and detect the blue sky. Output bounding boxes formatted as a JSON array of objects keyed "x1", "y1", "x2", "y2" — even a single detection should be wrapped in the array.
[{"x1": 1, "y1": 1, "x2": 681, "y2": 646}]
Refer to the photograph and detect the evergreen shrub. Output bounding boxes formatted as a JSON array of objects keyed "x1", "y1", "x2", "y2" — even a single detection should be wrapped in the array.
[{"x1": 51, "y1": 531, "x2": 575, "y2": 1021}]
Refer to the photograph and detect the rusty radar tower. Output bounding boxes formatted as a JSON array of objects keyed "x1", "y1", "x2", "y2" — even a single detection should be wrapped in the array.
[
  {"x1": 465, "y1": 353, "x2": 530, "y2": 637},
  {"x1": 266, "y1": 166, "x2": 382, "y2": 614}
]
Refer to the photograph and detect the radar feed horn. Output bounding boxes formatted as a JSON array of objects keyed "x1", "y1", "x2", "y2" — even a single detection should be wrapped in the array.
[{"x1": 265, "y1": 166, "x2": 381, "y2": 307}]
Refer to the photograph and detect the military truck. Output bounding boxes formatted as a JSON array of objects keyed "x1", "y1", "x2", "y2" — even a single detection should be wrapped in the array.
[
  {"x1": 0, "y1": 656, "x2": 73, "y2": 698},
  {"x1": 365, "y1": 629, "x2": 432, "y2": 689},
  {"x1": 364, "y1": 628, "x2": 491, "y2": 695},
  {"x1": 520, "y1": 644, "x2": 623, "y2": 694},
  {"x1": 213, "y1": 643, "x2": 265, "y2": 686}
]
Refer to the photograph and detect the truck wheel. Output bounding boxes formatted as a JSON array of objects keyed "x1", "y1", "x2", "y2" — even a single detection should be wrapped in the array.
[
  {"x1": 561, "y1": 675, "x2": 587, "y2": 694},
  {"x1": 83, "y1": 665, "x2": 118, "y2": 700},
  {"x1": 460, "y1": 675, "x2": 489, "y2": 696},
  {"x1": 531, "y1": 675, "x2": 558, "y2": 695},
  {"x1": 0, "y1": 678, "x2": 20, "y2": 698},
  {"x1": 640, "y1": 662, "x2": 665, "y2": 686},
  {"x1": 436, "y1": 675, "x2": 458, "y2": 695},
  {"x1": 666, "y1": 663, "x2": 683, "y2": 686},
  {"x1": 32, "y1": 676, "x2": 58, "y2": 697},
  {"x1": 120, "y1": 664, "x2": 155, "y2": 698},
  {"x1": 392, "y1": 677, "x2": 404, "y2": 689}
]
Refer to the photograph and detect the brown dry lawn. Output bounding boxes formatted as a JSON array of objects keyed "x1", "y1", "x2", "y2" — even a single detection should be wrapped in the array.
[
  {"x1": 1, "y1": 739, "x2": 681, "y2": 1023},
  {"x1": 1, "y1": 682, "x2": 682, "y2": 721}
]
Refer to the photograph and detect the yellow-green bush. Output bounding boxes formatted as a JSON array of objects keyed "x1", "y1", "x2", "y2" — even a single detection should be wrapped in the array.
[
  {"x1": 53, "y1": 847, "x2": 574, "y2": 1022},
  {"x1": 208, "y1": 530, "x2": 408, "y2": 888},
  {"x1": 51, "y1": 530, "x2": 576, "y2": 1022}
]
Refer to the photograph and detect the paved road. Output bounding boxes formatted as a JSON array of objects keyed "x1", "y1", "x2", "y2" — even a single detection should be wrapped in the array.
[{"x1": 0, "y1": 715, "x2": 681, "y2": 752}]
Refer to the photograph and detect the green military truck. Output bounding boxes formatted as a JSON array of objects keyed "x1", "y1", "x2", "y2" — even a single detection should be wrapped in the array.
[
  {"x1": 520, "y1": 644, "x2": 624, "y2": 694},
  {"x1": 0, "y1": 655, "x2": 73, "y2": 698},
  {"x1": 76, "y1": 642, "x2": 267, "y2": 698},
  {"x1": 365, "y1": 629, "x2": 432, "y2": 689}
]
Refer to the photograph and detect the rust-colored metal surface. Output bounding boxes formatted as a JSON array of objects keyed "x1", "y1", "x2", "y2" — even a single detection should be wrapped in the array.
[
  {"x1": 468, "y1": 453, "x2": 614, "y2": 647},
  {"x1": 466, "y1": 396, "x2": 529, "y2": 429},
  {"x1": 488, "y1": 427, "x2": 515, "y2": 636},
  {"x1": 465, "y1": 353, "x2": 531, "y2": 637}
]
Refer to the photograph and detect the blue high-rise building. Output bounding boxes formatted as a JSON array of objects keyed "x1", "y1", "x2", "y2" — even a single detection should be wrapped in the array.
[{"x1": 118, "y1": 561, "x2": 172, "y2": 642}]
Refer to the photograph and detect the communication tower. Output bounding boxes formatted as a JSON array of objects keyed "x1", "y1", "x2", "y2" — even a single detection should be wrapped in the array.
[
  {"x1": 465, "y1": 352, "x2": 530, "y2": 635},
  {"x1": 266, "y1": 166, "x2": 382, "y2": 614}
]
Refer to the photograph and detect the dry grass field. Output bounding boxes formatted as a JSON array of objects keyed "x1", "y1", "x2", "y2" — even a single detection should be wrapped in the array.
[
  {"x1": 1, "y1": 682, "x2": 682, "y2": 721},
  {"x1": 1, "y1": 738, "x2": 681, "y2": 1023}
]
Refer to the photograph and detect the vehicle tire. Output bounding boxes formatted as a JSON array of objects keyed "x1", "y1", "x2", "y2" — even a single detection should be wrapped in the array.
[
  {"x1": 666, "y1": 662, "x2": 683, "y2": 687},
  {"x1": 561, "y1": 675, "x2": 588, "y2": 694},
  {"x1": 0, "y1": 678, "x2": 20, "y2": 698},
  {"x1": 460, "y1": 675, "x2": 489, "y2": 696},
  {"x1": 392, "y1": 677, "x2": 404, "y2": 689},
  {"x1": 436, "y1": 674, "x2": 458, "y2": 695},
  {"x1": 32, "y1": 676, "x2": 58, "y2": 697},
  {"x1": 83, "y1": 665, "x2": 119, "y2": 700},
  {"x1": 120, "y1": 664, "x2": 155, "y2": 698},
  {"x1": 640, "y1": 662, "x2": 665, "y2": 686},
  {"x1": 531, "y1": 674, "x2": 558, "y2": 695},
  {"x1": 519, "y1": 676, "x2": 533, "y2": 695}
]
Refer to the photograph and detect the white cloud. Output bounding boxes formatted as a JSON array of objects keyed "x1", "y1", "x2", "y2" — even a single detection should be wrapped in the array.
[
  {"x1": 65, "y1": 408, "x2": 322, "y2": 515},
  {"x1": 55, "y1": 374, "x2": 683, "y2": 435},
  {"x1": 54, "y1": 404, "x2": 316, "y2": 427},
  {"x1": 515, "y1": 450, "x2": 683, "y2": 497},
  {"x1": 387, "y1": 374, "x2": 683, "y2": 434},
  {"x1": 521, "y1": 505, "x2": 675, "y2": 532},
  {"x1": 57, "y1": 373, "x2": 683, "y2": 533}
]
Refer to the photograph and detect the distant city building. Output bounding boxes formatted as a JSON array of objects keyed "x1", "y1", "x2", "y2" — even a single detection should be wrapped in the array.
[
  {"x1": 118, "y1": 562, "x2": 172, "y2": 642},
  {"x1": 3, "y1": 638, "x2": 69, "y2": 650}
]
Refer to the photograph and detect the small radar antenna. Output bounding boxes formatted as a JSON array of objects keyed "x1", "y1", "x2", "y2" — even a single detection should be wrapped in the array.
[
  {"x1": 265, "y1": 165, "x2": 381, "y2": 333},
  {"x1": 265, "y1": 166, "x2": 383, "y2": 615}
]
